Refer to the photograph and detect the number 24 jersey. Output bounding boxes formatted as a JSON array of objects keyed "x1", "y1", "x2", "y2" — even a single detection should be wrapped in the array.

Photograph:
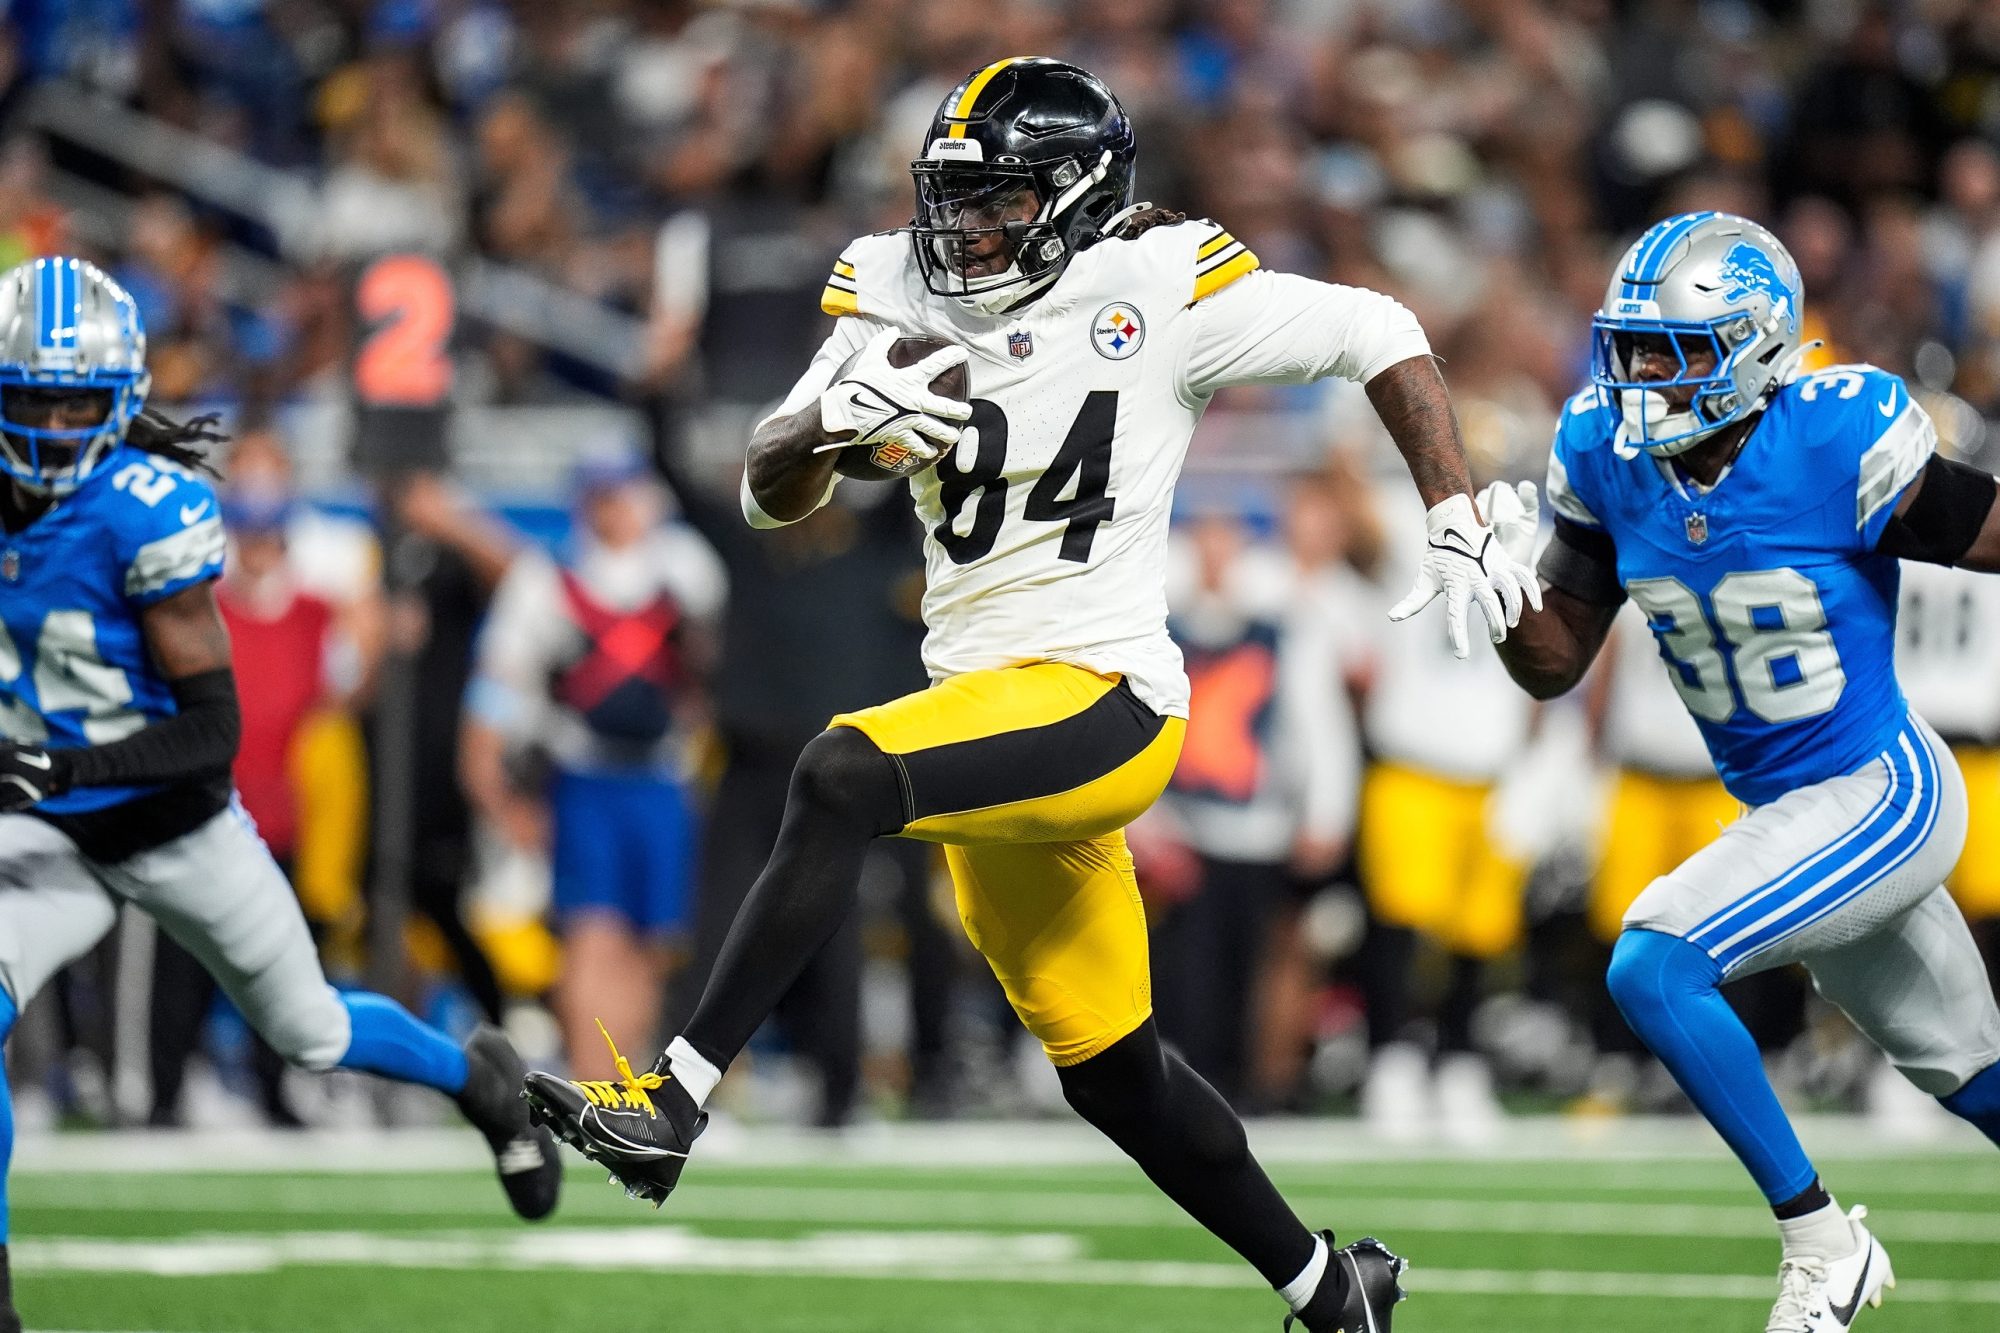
[
  {"x1": 0, "y1": 446, "x2": 226, "y2": 814},
  {"x1": 1548, "y1": 364, "x2": 1934, "y2": 805},
  {"x1": 770, "y1": 219, "x2": 1430, "y2": 718}
]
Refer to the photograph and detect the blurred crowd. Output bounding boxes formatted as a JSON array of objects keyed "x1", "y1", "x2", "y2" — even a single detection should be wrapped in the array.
[{"x1": 6, "y1": 0, "x2": 2000, "y2": 1134}]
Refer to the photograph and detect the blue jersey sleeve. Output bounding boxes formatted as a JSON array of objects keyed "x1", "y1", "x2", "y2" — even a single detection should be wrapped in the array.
[
  {"x1": 1546, "y1": 386, "x2": 1615, "y2": 531},
  {"x1": 1785, "y1": 365, "x2": 1935, "y2": 553},
  {"x1": 104, "y1": 454, "x2": 226, "y2": 607}
]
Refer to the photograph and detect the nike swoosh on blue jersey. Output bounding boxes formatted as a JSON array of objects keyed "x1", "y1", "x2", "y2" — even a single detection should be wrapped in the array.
[{"x1": 1878, "y1": 385, "x2": 1897, "y2": 418}]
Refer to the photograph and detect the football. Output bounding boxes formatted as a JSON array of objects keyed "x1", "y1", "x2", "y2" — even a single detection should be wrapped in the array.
[{"x1": 832, "y1": 335, "x2": 970, "y2": 482}]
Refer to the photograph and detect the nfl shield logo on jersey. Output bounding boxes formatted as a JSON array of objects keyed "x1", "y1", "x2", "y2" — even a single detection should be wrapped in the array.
[
  {"x1": 1008, "y1": 330, "x2": 1033, "y2": 360},
  {"x1": 0, "y1": 549, "x2": 17, "y2": 583},
  {"x1": 1685, "y1": 512, "x2": 1709, "y2": 545}
]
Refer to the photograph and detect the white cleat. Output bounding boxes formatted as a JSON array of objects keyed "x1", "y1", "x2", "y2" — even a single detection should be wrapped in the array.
[
  {"x1": 1360, "y1": 1042, "x2": 1432, "y2": 1143},
  {"x1": 1767, "y1": 1206, "x2": 1895, "y2": 1333}
]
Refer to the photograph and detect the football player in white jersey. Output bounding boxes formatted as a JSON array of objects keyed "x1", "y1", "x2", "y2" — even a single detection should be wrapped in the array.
[{"x1": 525, "y1": 57, "x2": 1535, "y2": 1332}]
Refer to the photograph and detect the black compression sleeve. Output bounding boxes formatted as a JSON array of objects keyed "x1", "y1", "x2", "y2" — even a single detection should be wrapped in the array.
[
  {"x1": 1539, "y1": 516, "x2": 1626, "y2": 607},
  {"x1": 54, "y1": 668, "x2": 240, "y2": 791},
  {"x1": 1876, "y1": 454, "x2": 1998, "y2": 566}
]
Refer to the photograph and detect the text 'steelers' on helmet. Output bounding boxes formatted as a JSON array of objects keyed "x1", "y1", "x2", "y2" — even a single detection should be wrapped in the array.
[
  {"x1": 910, "y1": 56, "x2": 1138, "y2": 315},
  {"x1": 1589, "y1": 211, "x2": 1807, "y2": 458},
  {"x1": 0, "y1": 257, "x2": 150, "y2": 495}
]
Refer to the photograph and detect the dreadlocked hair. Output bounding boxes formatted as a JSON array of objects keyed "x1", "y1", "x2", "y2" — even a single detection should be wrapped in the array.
[
  {"x1": 127, "y1": 408, "x2": 226, "y2": 477},
  {"x1": 1107, "y1": 206, "x2": 1187, "y2": 241}
]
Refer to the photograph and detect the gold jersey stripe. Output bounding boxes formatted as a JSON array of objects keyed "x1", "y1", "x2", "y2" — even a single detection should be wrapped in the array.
[
  {"x1": 1191, "y1": 248, "x2": 1260, "y2": 303},
  {"x1": 1195, "y1": 241, "x2": 1247, "y2": 274},
  {"x1": 1197, "y1": 230, "x2": 1237, "y2": 260},
  {"x1": 833, "y1": 259, "x2": 856, "y2": 278},
  {"x1": 947, "y1": 57, "x2": 1025, "y2": 137},
  {"x1": 821, "y1": 285, "x2": 860, "y2": 317}
]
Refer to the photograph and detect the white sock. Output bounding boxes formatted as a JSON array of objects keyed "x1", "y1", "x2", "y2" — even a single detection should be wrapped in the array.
[
  {"x1": 1778, "y1": 1198, "x2": 1857, "y2": 1264},
  {"x1": 1278, "y1": 1233, "x2": 1330, "y2": 1313},
  {"x1": 665, "y1": 1036, "x2": 722, "y2": 1109}
]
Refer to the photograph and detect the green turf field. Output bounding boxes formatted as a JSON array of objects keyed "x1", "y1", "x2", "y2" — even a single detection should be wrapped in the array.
[{"x1": 11, "y1": 1121, "x2": 1999, "y2": 1332}]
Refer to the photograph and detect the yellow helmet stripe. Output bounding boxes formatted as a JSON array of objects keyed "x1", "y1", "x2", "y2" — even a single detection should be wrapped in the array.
[{"x1": 947, "y1": 57, "x2": 1025, "y2": 137}]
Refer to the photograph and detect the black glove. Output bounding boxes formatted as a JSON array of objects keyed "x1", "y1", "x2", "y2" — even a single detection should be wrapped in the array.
[{"x1": 0, "y1": 743, "x2": 71, "y2": 812}]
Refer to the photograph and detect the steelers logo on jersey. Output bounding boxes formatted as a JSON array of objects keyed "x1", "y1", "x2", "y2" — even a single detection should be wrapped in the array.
[{"x1": 1092, "y1": 303, "x2": 1145, "y2": 359}]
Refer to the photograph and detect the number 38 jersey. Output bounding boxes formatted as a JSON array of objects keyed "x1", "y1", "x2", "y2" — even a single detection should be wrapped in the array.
[
  {"x1": 768, "y1": 219, "x2": 1430, "y2": 717},
  {"x1": 1548, "y1": 364, "x2": 1933, "y2": 805},
  {"x1": 0, "y1": 446, "x2": 225, "y2": 813}
]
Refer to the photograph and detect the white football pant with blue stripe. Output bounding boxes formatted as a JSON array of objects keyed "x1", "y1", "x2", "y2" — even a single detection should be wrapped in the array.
[{"x1": 1625, "y1": 710, "x2": 2000, "y2": 1095}]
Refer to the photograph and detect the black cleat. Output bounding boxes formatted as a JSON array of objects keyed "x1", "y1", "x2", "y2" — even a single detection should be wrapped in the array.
[
  {"x1": 521, "y1": 1022, "x2": 707, "y2": 1208},
  {"x1": 455, "y1": 1024, "x2": 563, "y2": 1222},
  {"x1": 1286, "y1": 1233, "x2": 1409, "y2": 1333}
]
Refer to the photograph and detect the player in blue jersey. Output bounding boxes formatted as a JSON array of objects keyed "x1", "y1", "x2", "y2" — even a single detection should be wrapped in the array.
[
  {"x1": 1482, "y1": 212, "x2": 2000, "y2": 1333},
  {"x1": 0, "y1": 258, "x2": 562, "y2": 1332}
]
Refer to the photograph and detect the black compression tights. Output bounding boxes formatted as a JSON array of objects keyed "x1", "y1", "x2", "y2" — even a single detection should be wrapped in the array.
[
  {"x1": 683, "y1": 727, "x2": 904, "y2": 1067},
  {"x1": 1060, "y1": 1020, "x2": 1316, "y2": 1288},
  {"x1": 680, "y1": 731, "x2": 1315, "y2": 1293}
]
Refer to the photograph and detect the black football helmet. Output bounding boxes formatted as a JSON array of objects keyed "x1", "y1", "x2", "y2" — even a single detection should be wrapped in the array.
[{"x1": 909, "y1": 57, "x2": 1137, "y2": 313}]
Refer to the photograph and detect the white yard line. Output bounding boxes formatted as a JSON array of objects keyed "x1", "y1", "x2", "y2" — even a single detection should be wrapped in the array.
[
  {"x1": 13, "y1": 1116, "x2": 1991, "y2": 1175},
  {"x1": 14, "y1": 1228, "x2": 2000, "y2": 1306},
  {"x1": 17, "y1": 1179, "x2": 2000, "y2": 1245}
]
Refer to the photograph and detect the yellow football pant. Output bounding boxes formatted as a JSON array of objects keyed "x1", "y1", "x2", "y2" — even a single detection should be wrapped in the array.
[
  {"x1": 1950, "y1": 746, "x2": 2000, "y2": 921},
  {"x1": 1591, "y1": 768, "x2": 1741, "y2": 943},
  {"x1": 1359, "y1": 761, "x2": 1526, "y2": 959},
  {"x1": 832, "y1": 662, "x2": 1184, "y2": 1066}
]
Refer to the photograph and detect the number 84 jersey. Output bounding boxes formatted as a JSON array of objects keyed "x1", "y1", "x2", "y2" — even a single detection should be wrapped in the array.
[
  {"x1": 772, "y1": 219, "x2": 1430, "y2": 718},
  {"x1": 1548, "y1": 363, "x2": 1934, "y2": 804}
]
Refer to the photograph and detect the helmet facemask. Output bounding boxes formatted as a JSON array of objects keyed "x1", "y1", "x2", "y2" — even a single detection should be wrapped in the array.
[
  {"x1": 0, "y1": 377, "x2": 145, "y2": 495},
  {"x1": 1591, "y1": 321, "x2": 1744, "y2": 457},
  {"x1": 911, "y1": 150, "x2": 1120, "y2": 314}
]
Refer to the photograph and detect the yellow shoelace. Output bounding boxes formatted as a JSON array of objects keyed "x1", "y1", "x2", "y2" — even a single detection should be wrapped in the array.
[{"x1": 572, "y1": 1019, "x2": 666, "y2": 1115}]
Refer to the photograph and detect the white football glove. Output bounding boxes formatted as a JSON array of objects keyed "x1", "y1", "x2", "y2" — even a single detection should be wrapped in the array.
[
  {"x1": 1388, "y1": 491, "x2": 1543, "y2": 657},
  {"x1": 1476, "y1": 478, "x2": 1541, "y2": 569},
  {"x1": 815, "y1": 329, "x2": 971, "y2": 465}
]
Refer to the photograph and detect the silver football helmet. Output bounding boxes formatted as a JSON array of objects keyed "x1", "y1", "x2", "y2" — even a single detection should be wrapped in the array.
[
  {"x1": 0, "y1": 257, "x2": 150, "y2": 494},
  {"x1": 1591, "y1": 212, "x2": 1807, "y2": 457}
]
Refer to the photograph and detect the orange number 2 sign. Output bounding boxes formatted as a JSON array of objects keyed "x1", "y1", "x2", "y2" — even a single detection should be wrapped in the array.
[{"x1": 355, "y1": 254, "x2": 454, "y2": 408}]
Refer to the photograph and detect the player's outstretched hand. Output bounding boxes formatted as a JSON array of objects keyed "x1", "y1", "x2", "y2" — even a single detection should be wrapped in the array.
[
  {"x1": 817, "y1": 328, "x2": 971, "y2": 462},
  {"x1": 1477, "y1": 479, "x2": 1541, "y2": 569},
  {"x1": 1389, "y1": 491, "x2": 1543, "y2": 657},
  {"x1": 0, "y1": 742, "x2": 68, "y2": 812}
]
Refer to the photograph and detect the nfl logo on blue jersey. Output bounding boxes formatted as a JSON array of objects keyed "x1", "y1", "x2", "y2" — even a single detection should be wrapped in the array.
[
  {"x1": 1686, "y1": 512, "x2": 1708, "y2": 545},
  {"x1": 0, "y1": 549, "x2": 16, "y2": 582},
  {"x1": 1008, "y1": 330, "x2": 1033, "y2": 360}
]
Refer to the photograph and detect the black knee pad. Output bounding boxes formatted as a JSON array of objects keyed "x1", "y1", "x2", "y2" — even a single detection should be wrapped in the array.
[{"x1": 790, "y1": 727, "x2": 905, "y2": 835}]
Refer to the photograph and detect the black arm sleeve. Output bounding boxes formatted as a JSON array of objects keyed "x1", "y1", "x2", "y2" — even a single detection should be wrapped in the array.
[
  {"x1": 1876, "y1": 454, "x2": 1998, "y2": 566},
  {"x1": 1538, "y1": 516, "x2": 1626, "y2": 607},
  {"x1": 54, "y1": 668, "x2": 240, "y2": 791}
]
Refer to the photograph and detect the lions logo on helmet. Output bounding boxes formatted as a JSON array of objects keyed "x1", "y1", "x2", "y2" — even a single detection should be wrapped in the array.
[
  {"x1": 1716, "y1": 243, "x2": 1797, "y2": 335},
  {"x1": 0, "y1": 257, "x2": 150, "y2": 495},
  {"x1": 1589, "y1": 212, "x2": 1807, "y2": 458}
]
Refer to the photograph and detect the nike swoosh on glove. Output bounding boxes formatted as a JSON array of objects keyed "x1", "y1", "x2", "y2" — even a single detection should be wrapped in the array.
[
  {"x1": 816, "y1": 328, "x2": 972, "y2": 465},
  {"x1": 0, "y1": 743, "x2": 70, "y2": 812},
  {"x1": 1389, "y1": 491, "x2": 1543, "y2": 657}
]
